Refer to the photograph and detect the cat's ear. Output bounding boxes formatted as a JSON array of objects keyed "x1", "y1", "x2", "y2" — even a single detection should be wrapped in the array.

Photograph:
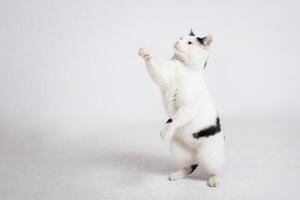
[
  {"x1": 189, "y1": 30, "x2": 195, "y2": 36},
  {"x1": 197, "y1": 34, "x2": 213, "y2": 47}
]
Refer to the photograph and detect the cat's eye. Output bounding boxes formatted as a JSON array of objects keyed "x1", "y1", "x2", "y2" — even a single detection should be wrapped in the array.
[{"x1": 187, "y1": 41, "x2": 193, "y2": 45}]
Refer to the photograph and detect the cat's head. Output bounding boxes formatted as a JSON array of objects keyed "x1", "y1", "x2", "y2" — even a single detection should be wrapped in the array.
[{"x1": 173, "y1": 30, "x2": 213, "y2": 68}]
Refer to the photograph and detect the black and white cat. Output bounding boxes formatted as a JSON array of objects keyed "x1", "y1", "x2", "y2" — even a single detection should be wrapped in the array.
[{"x1": 138, "y1": 31, "x2": 225, "y2": 187}]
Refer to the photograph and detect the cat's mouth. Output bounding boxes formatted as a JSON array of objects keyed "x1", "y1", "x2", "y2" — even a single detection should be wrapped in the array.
[{"x1": 174, "y1": 45, "x2": 184, "y2": 53}]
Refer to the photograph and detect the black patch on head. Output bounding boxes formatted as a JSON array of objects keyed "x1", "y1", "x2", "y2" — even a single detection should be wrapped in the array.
[
  {"x1": 190, "y1": 164, "x2": 198, "y2": 173},
  {"x1": 189, "y1": 30, "x2": 195, "y2": 36},
  {"x1": 166, "y1": 118, "x2": 173, "y2": 123},
  {"x1": 192, "y1": 117, "x2": 221, "y2": 139},
  {"x1": 196, "y1": 37, "x2": 204, "y2": 45}
]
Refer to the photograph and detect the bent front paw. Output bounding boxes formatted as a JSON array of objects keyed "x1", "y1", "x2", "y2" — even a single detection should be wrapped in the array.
[
  {"x1": 138, "y1": 47, "x2": 151, "y2": 60},
  {"x1": 160, "y1": 123, "x2": 174, "y2": 140}
]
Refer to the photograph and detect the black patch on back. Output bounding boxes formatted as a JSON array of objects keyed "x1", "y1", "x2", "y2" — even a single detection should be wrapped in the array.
[
  {"x1": 192, "y1": 117, "x2": 221, "y2": 139},
  {"x1": 196, "y1": 37, "x2": 204, "y2": 45},
  {"x1": 166, "y1": 118, "x2": 172, "y2": 123}
]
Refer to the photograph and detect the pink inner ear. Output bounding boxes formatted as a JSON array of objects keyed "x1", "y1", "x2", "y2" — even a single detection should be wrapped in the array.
[{"x1": 205, "y1": 35, "x2": 213, "y2": 46}]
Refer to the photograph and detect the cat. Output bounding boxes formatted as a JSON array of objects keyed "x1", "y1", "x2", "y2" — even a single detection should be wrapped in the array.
[{"x1": 138, "y1": 30, "x2": 225, "y2": 187}]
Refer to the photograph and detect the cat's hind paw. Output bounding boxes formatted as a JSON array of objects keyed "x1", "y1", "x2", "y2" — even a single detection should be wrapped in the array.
[
  {"x1": 207, "y1": 175, "x2": 220, "y2": 187},
  {"x1": 168, "y1": 171, "x2": 187, "y2": 181}
]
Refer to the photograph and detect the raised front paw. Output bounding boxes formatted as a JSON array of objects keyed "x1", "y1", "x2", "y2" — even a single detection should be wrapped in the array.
[
  {"x1": 160, "y1": 123, "x2": 174, "y2": 140},
  {"x1": 138, "y1": 47, "x2": 151, "y2": 60}
]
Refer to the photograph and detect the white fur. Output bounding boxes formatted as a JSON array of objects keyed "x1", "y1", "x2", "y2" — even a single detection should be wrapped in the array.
[{"x1": 138, "y1": 33, "x2": 225, "y2": 187}]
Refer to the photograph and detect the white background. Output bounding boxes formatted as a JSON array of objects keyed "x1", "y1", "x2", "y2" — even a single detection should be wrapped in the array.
[{"x1": 0, "y1": 0, "x2": 299, "y2": 199}]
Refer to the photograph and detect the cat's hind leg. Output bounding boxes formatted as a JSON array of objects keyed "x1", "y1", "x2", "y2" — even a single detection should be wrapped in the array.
[
  {"x1": 196, "y1": 133, "x2": 225, "y2": 187},
  {"x1": 168, "y1": 133, "x2": 197, "y2": 181}
]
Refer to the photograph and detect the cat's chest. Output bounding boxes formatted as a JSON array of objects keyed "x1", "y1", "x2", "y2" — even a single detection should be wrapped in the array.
[
  {"x1": 168, "y1": 83, "x2": 182, "y2": 103},
  {"x1": 162, "y1": 72, "x2": 203, "y2": 115},
  {"x1": 162, "y1": 81, "x2": 184, "y2": 115}
]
